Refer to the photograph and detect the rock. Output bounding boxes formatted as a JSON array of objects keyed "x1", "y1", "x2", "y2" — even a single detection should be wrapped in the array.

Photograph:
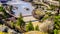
[
  {"x1": 0, "y1": 25, "x2": 8, "y2": 32},
  {"x1": 0, "y1": 12, "x2": 4, "y2": 15},
  {"x1": 8, "y1": 29, "x2": 17, "y2": 34},
  {"x1": 32, "y1": 9, "x2": 45, "y2": 20},
  {"x1": 39, "y1": 19, "x2": 54, "y2": 32}
]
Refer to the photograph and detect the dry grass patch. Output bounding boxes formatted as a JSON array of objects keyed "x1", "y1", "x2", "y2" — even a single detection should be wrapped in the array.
[{"x1": 24, "y1": 31, "x2": 48, "y2": 34}]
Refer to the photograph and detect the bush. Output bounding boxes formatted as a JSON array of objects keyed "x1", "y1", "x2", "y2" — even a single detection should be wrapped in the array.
[
  {"x1": 26, "y1": 21, "x2": 34, "y2": 31},
  {"x1": 54, "y1": 29, "x2": 58, "y2": 34},
  {"x1": 0, "y1": 6, "x2": 9, "y2": 19},
  {"x1": 35, "y1": 25, "x2": 39, "y2": 31},
  {"x1": 10, "y1": 21, "x2": 15, "y2": 28},
  {"x1": 16, "y1": 13, "x2": 25, "y2": 26},
  {"x1": 0, "y1": 6, "x2": 4, "y2": 12},
  {"x1": 53, "y1": 15, "x2": 60, "y2": 34}
]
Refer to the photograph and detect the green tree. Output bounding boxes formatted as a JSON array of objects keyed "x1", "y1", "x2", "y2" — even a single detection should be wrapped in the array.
[
  {"x1": 26, "y1": 21, "x2": 34, "y2": 31},
  {"x1": 35, "y1": 25, "x2": 39, "y2": 31}
]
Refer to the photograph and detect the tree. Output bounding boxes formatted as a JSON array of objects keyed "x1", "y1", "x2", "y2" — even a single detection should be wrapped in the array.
[
  {"x1": 35, "y1": 25, "x2": 39, "y2": 31},
  {"x1": 26, "y1": 21, "x2": 34, "y2": 31}
]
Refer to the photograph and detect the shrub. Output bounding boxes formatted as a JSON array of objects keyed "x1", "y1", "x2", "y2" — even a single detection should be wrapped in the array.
[
  {"x1": 0, "y1": 6, "x2": 4, "y2": 12},
  {"x1": 16, "y1": 13, "x2": 25, "y2": 27},
  {"x1": 26, "y1": 21, "x2": 34, "y2": 31},
  {"x1": 35, "y1": 25, "x2": 39, "y2": 31}
]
